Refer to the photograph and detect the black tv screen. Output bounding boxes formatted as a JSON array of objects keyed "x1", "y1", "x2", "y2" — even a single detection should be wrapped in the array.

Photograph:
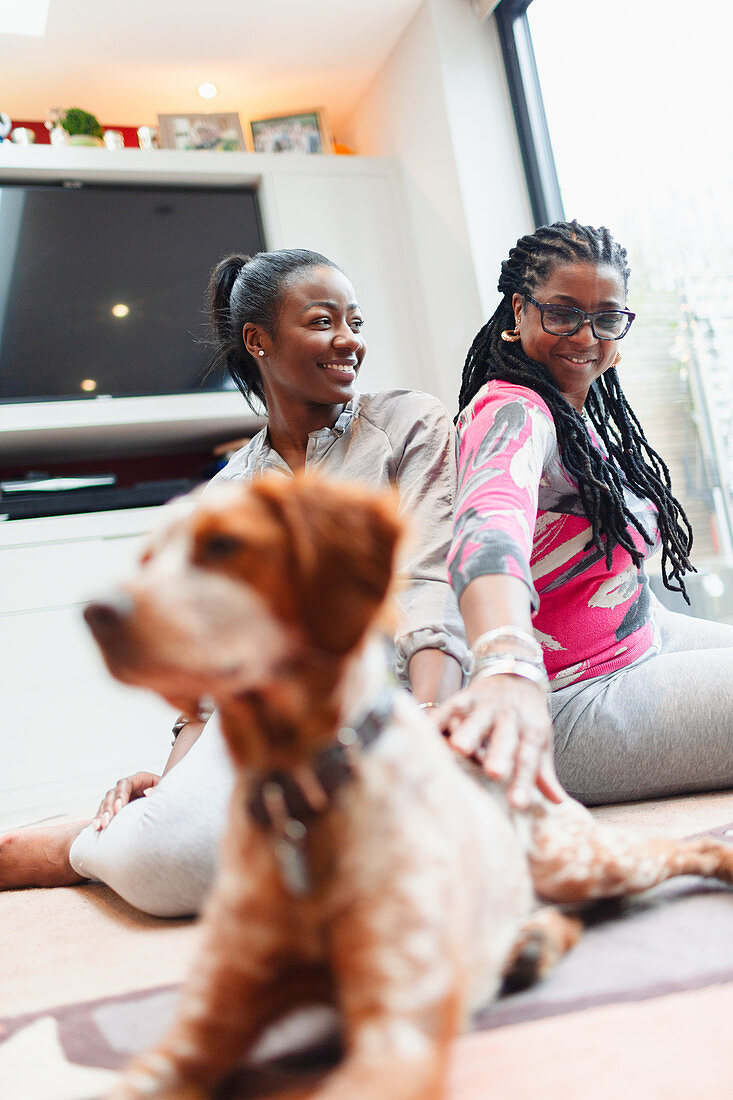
[{"x1": 0, "y1": 181, "x2": 265, "y2": 402}]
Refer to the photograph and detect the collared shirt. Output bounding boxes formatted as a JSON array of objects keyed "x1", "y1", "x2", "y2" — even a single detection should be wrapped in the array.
[{"x1": 210, "y1": 389, "x2": 468, "y2": 683}]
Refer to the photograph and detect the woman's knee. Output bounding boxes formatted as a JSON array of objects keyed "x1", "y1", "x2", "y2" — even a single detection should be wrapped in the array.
[{"x1": 69, "y1": 809, "x2": 218, "y2": 917}]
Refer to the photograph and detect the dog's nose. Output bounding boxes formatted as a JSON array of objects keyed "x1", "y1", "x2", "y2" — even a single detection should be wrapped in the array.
[{"x1": 83, "y1": 594, "x2": 135, "y2": 637}]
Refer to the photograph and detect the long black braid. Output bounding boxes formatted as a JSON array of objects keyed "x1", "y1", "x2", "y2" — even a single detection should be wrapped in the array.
[{"x1": 457, "y1": 220, "x2": 694, "y2": 600}]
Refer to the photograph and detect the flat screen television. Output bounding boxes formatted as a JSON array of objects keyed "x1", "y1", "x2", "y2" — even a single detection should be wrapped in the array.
[{"x1": 0, "y1": 180, "x2": 265, "y2": 403}]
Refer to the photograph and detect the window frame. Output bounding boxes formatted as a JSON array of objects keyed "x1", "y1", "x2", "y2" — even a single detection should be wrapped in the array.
[{"x1": 495, "y1": 0, "x2": 564, "y2": 227}]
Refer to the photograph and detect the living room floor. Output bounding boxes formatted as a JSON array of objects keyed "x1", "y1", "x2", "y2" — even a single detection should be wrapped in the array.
[{"x1": 3, "y1": 788, "x2": 733, "y2": 1099}]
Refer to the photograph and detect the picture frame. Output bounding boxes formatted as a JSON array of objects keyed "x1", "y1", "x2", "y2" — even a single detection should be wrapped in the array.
[
  {"x1": 249, "y1": 110, "x2": 331, "y2": 155},
  {"x1": 157, "y1": 112, "x2": 246, "y2": 152}
]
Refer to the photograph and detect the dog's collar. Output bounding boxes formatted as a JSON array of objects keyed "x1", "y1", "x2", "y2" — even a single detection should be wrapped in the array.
[
  {"x1": 247, "y1": 687, "x2": 395, "y2": 835},
  {"x1": 246, "y1": 687, "x2": 395, "y2": 897}
]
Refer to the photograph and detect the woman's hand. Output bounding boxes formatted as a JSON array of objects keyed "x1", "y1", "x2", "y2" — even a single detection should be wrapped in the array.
[
  {"x1": 436, "y1": 674, "x2": 564, "y2": 810},
  {"x1": 92, "y1": 772, "x2": 161, "y2": 831}
]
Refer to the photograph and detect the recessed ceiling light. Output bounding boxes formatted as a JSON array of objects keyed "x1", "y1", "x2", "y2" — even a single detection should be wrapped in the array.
[
  {"x1": 111, "y1": 303, "x2": 130, "y2": 318},
  {"x1": 198, "y1": 83, "x2": 218, "y2": 100},
  {"x1": 0, "y1": 0, "x2": 50, "y2": 36}
]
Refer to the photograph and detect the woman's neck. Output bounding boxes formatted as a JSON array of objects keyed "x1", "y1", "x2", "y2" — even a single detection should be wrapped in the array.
[{"x1": 265, "y1": 400, "x2": 348, "y2": 471}]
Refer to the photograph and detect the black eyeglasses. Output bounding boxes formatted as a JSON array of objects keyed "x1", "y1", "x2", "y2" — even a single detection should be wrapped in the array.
[{"x1": 525, "y1": 295, "x2": 636, "y2": 340}]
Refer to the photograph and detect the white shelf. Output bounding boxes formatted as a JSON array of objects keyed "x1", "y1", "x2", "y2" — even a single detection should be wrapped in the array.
[
  {"x1": 0, "y1": 504, "x2": 162, "y2": 547},
  {"x1": 0, "y1": 143, "x2": 394, "y2": 185},
  {"x1": 0, "y1": 391, "x2": 262, "y2": 462}
]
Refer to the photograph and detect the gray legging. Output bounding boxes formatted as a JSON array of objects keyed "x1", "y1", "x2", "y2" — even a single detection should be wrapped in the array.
[{"x1": 551, "y1": 596, "x2": 733, "y2": 806}]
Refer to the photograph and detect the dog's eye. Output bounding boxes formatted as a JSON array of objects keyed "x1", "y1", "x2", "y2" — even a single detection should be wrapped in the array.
[{"x1": 200, "y1": 534, "x2": 243, "y2": 561}]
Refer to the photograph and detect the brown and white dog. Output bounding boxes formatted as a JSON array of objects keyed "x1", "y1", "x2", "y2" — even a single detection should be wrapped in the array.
[{"x1": 85, "y1": 473, "x2": 733, "y2": 1100}]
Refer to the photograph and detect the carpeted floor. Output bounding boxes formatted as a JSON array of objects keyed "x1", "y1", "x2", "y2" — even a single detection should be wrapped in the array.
[{"x1": 2, "y1": 790, "x2": 733, "y2": 1099}]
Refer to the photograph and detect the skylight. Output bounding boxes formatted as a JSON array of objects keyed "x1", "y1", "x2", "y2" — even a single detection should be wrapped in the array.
[{"x1": 0, "y1": 0, "x2": 50, "y2": 37}]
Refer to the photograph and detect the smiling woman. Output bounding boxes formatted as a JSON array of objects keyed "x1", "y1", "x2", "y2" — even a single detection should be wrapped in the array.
[
  {"x1": 438, "y1": 219, "x2": 733, "y2": 811},
  {"x1": 205, "y1": 250, "x2": 468, "y2": 713},
  {"x1": 241, "y1": 262, "x2": 366, "y2": 455},
  {"x1": 511, "y1": 263, "x2": 629, "y2": 411},
  {"x1": 206, "y1": 249, "x2": 466, "y2": 699},
  {"x1": 0, "y1": 246, "x2": 469, "y2": 918}
]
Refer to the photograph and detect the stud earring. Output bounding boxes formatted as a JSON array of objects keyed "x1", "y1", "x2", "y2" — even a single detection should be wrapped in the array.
[
  {"x1": 258, "y1": 350, "x2": 265, "y2": 357},
  {"x1": 501, "y1": 327, "x2": 521, "y2": 343}
]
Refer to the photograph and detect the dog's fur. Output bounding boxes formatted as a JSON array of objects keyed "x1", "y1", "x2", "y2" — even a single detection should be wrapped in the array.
[{"x1": 85, "y1": 474, "x2": 733, "y2": 1100}]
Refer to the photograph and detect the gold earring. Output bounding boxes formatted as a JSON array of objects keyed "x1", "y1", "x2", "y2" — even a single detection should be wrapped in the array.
[
  {"x1": 612, "y1": 351, "x2": 621, "y2": 367},
  {"x1": 501, "y1": 327, "x2": 521, "y2": 343}
]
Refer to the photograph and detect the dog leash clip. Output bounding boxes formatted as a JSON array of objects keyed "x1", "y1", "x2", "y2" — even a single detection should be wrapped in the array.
[{"x1": 262, "y1": 780, "x2": 312, "y2": 897}]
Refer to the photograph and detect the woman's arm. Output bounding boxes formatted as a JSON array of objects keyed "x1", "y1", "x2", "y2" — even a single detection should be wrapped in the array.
[
  {"x1": 442, "y1": 388, "x2": 565, "y2": 807},
  {"x1": 383, "y1": 392, "x2": 470, "y2": 698},
  {"x1": 408, "y1": 648, "x2": 463, "y2": 706},
  {"x1": 437, "y1": 574, "x2": 564, "y2": 809},
  {"x1": 162, "y1": 715, "x2": 207, "y2": 774}
]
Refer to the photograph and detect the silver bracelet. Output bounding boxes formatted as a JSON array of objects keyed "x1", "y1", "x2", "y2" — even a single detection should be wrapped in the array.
[
  {"x1": 470, "y1": 626, "x2": 544, "y2": 668},
  {"x1": 171, "y1": 714, "x2": 190, "y2": 743},
  {"x1": 470, "y1": 651, "x2": 547, "y2": 682},
  {"x1": 470, "y1": 656, "x2": 549, "y2": 692},
  {"x1": 171, "y1": 701, "x2": 215, "y2": 744},
  {"x1": 476, "y1": 648, "x2": 542, "y2": 665}
]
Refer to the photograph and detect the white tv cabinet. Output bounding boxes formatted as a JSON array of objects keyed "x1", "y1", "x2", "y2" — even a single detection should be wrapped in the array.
[{"x1": 0, "y1": 144, "x2": 433, "y2": 824}]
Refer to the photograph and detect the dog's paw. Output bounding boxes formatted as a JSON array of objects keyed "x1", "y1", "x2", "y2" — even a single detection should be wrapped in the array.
[
  {"x1": 501, "y1": 907, "x2": 584, "y2": 994},
  {"x1": 500, "y1": 929, "x2": 548, "y2": 994}
]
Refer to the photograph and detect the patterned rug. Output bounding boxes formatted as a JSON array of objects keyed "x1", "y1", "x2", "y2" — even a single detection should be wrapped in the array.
[{"x1": 3, "y1": 822, "x2": 733, "y2": 1099}]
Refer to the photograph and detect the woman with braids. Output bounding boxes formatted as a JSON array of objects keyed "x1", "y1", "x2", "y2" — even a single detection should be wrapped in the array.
[
  {"x1": 439, "y1": 219, "x2": 733, "y2": 808},
  {"x1": 0, "y1": 248, "x2": 466, "y2": 915}
]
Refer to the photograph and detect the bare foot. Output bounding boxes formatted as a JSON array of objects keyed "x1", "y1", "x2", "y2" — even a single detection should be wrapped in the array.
[{"x1": 0, "y1": 820, "x2": 90, "y2": 889}]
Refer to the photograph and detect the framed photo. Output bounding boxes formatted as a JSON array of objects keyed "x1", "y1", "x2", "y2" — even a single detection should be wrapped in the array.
[
  {"x1": 249, "y1": 110, "x2": 331, "y2": 155},
  {"x1": 157, "y1": 112, "x2": 246, "y2": 152}
]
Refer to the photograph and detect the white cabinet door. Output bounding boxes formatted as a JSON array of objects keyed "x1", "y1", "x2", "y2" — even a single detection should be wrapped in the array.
[
  {"x1": 0, "y1": 510, "x2": 176, "y2": 825},
  {"x1": 0, "y1": 533, "x2": 149, "y2": 613}
]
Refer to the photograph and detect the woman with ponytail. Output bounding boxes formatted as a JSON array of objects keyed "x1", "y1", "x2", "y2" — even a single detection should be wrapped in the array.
[
  {"x1": 440, "y1": 220, "x2": 733, "y2": 808},
  {"x1": 202, "y1": 248, "x2": 466, "y2": 699},
  {"x1": 1, "y1": 249, "x2": 466, "y2": 914}
]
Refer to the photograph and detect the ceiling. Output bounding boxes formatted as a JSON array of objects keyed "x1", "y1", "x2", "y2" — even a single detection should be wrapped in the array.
[{"x1": 0, "y1": 0, "x2": 425, "y2": 139}]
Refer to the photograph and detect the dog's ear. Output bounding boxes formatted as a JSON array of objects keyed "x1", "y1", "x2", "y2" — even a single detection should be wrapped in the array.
[{"x1": 252, "y1": 473, "x2": 403, "y2": 656}]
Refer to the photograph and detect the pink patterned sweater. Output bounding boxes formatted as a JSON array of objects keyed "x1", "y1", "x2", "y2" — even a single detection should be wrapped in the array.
[{"x1": 449, "y1": 380, "x2": 660, "y2": 688}]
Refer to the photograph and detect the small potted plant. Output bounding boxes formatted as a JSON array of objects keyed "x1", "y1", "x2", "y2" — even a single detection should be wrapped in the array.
[{"x1": 61, "y1": 107, "x2": 104, "y2": 147}]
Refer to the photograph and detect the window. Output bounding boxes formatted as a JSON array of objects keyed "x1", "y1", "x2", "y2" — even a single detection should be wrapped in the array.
[
  {"x1": 495, "y1": 0, "x2": 562, "y2": 227},
  {"x1": 497, "y1": 0, "x2": 733, "y2": 619}
]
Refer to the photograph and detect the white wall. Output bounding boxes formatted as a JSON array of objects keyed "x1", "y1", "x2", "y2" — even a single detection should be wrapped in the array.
[
  {"x1": 343, "y1": 0, "x2": 532, "y2": 414},
  {"x1": 429, "y1": 0, "x2": 533, "y2": 314}
]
